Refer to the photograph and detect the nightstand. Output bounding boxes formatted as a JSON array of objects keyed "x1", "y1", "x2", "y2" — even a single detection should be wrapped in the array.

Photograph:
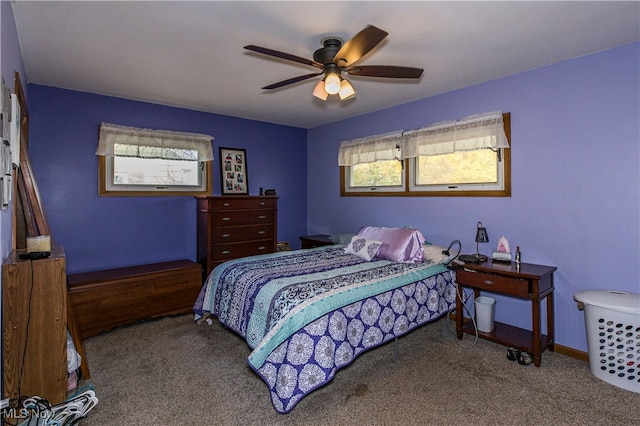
[
  {"x1": 299, "y1": 234, "x2": 334, "y2": 249},
  {"x1": 454, "y1": 260, "x2": 557, "y2": 367}
]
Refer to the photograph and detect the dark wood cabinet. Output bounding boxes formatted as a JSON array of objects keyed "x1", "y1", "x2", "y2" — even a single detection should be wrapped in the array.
[
  {"x1": 3, "y1": 247, "x2": 68, "y2": 405},
  {"x1": 299, "y1": 234, "x2": 334, "y2": 249},
  {"x1": 197, "y1": 196, "x2": 278, "y2": 276},
  {"x1": 454, "y1": 260, "x2": 557, "y2": 367}
]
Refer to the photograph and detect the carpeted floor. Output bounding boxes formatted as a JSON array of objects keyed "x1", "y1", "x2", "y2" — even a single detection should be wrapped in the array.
[{"x1": 79, "y1": 314, "x2": 639, "y2": 425}]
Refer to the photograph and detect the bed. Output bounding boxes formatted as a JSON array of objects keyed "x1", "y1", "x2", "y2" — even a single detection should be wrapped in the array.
[{"x1": 193, "y1": 227, "x2": 457, "y2": 413}]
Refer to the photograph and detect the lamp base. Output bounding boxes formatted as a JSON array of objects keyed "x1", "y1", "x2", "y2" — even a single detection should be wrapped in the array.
[{"x1": 458, "y1": 254, "x2": 487, "y2": 263}]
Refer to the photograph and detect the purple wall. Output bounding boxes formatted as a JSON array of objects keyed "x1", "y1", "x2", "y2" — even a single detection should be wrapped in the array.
[
  {"x1": 1, "y1": 0, "x2": 29, "y2": 389},
  {"x1": 19, "y1": 33, "x2": 640, "y2": 353},
  {"x1": 1, "y1": 0, "x2": 28, "y2": 266},
  {"x1": 27, "y1": 86, "x2": 307, "y2": 273},
  {"x1": 0, "y1": 1, "x2": 27, "y2": 96},
  {"x1": 307, "y1": 42, "x2": 640, "y2": 352}
]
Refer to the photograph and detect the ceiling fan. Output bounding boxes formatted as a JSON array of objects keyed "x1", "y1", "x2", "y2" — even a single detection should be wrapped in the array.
[{"x1": 244, "y1": 25, "x2": 423, "y2": 101}]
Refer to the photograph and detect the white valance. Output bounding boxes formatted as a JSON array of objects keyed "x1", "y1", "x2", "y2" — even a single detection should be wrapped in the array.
[
  {"x1": 403, "y1": 111, "x2": 509, "y2": 158},
  {"x1": 338, "y1": 112, "x2": 509, "y2": 166},
  {"x1": 338, "y1": 131, "x2": 403, "y2": 166},
  {"x1": 96, "y1": 123, "x2": 214, "y2": 161}
]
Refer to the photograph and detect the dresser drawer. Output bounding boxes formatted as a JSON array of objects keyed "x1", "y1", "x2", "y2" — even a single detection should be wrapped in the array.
[
  {"x1": 212, "y1": 210, "x2": 274, "y2": 227},
  {"x1": 209, "y1": 240, "x2": 274, "y2": 261},
  {"x1": 456, "y1": 269, "x2": 530, "y2": 298},
  {"x1": 211, "y1": 225, "x2": 274, "y2": 243},
  {"x1": 202, "y1": 197, "x2": 276, "y2": 211}
]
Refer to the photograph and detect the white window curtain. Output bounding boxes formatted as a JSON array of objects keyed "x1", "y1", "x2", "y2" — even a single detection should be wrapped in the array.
[
  {"x1": 338, "y1": 131, "x2": 404, "y2": 166},
  {"x1": 95, "y1": 123, "x2": 214, "y2": 161},
  {"x1": 403, "y1": 111, "x2": 509, "y2": 158}
]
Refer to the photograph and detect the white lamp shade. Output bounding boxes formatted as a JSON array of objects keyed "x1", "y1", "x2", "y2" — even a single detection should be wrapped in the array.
[
  {"x1": 312, "y1": 79, "x2": 328, "y2": 100},
  {"x1": 339, "y1": 79, "x2": 356, "y2": 100},
  {"x1": 324, "y1": 73, "x2": 341, "y2": 95}
]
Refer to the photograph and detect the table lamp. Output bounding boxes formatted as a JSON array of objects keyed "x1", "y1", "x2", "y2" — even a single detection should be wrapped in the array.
[
  {"x1": 459, "y1": 221, "x2": 489, "y2": 263},
  {"x1": 474, "y1": 221, "x2": 489, "y2": 261}
]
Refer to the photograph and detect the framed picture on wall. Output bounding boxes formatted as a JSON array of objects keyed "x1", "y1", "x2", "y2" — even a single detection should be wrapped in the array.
[{"x1": 219, "y1": 147, "x2": 248, "y2": 195}]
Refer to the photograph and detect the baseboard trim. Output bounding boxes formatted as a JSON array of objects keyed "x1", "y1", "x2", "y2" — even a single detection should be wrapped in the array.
[
  {"x1": 553, "y1": 344, "x2": 589, "y2": 362},
  {"x1": 447, "y1": 312, "x2": 589, "y2": 362}
]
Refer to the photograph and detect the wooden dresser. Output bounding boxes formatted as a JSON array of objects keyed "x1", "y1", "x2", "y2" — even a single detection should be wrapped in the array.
[{"x1": 197, "y1": 196, "x2": 278, "y2": 276}]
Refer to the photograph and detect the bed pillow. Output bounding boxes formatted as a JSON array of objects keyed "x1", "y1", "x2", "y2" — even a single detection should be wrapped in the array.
[
  {"x1": 423, "y1": 244, "x2": 451, "y2": 265},
  {"x1": 356, "y1": 226, "x2": 426, "y2": 263},
  {"x1": 328, "y1": 233, "x2": 355, "y2": 245},
  {"x1": 344, "y1": 236, "x2": 382, "y2": 261}
]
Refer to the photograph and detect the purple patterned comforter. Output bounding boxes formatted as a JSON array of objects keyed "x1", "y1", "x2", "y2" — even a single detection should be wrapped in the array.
[{"x1": 194, "y1": 246, "x2": 456, "y2": 413}]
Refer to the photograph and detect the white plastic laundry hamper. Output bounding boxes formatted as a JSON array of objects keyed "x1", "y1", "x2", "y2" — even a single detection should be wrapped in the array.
[{"x1": 574, "y1": 290, "x2": 640, "y2": 393}]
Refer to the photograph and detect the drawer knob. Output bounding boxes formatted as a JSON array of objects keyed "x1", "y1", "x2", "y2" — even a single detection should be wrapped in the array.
[
  {"x1": 258, "y1": 231, "x2": 266, "y2": 235},
  {"x1": 222, "y1": 217, "x2": 231, "y2": 221},
  {"x1": 258, "y1": 215, "x2": 266, "y2": 219},
  {"x1": 484, "y1": 280, "x2": 493, "y2": 285},
  {"x1": 259, "y1": 202, "x2": 265, "y2": 206},
  {"x1": 258, "y1": 246, "x2": 266, "y2": 250},
  {"x1": 221, "y1": 250, "x2": 230, "y2": 255},
  {"x1": 222, "y1": 234, "x2": 231, "y2": 238},
  {"x1": 223, "y1": 203, "x2": 230, "y2": 207}
]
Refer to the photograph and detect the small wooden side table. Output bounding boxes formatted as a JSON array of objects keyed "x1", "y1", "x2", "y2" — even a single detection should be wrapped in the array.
[
  {"x1": 299, "y1": 234, "x2": 334, "y2": 249},
  {"x1": 454, "y1": 260, "x2": 557, "y2": 367}
]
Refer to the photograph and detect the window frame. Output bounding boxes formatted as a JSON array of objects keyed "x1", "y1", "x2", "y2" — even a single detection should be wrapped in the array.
[
  {"x1": 341, "y1": 159, "x2": 406, "y2": 194},
  {"x1": 98, "y1": 155, "x2": 213, "y2": 197},
  {"x1": 340, "y1": 113, "x2": 511, "y2": 197},
  {"x1": 96, "y1": 123, "x2": 214, "y2": 197}
]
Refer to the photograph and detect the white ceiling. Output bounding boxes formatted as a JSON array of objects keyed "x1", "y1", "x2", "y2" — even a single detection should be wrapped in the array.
[{"x1": 11, "y1": 1, "x2": 640, "y2": 129}]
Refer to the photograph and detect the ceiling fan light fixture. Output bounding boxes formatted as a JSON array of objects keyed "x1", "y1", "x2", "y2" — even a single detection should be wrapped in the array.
[
  {"x1": 338, "y1": 78, "x2": 356, "y2": 100},
  {"x1": 324, "y1": 72, "x2": 341, "y2": 95},
  {"x1": 312, "y1": 79, "x2": 328, "y2": 100},
  {"x1": 246, "y1": 26, "x2": 423, "y2": 101}
]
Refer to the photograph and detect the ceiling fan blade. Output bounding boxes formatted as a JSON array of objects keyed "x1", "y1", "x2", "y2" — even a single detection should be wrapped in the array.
[
  {"x1": 244, "y1": 45, "x2": 323, "y2": 69},
  {"x1": 262, "y1": 72, "x2": 323, "y2": 90},
  {"x1": 347, "y1": 65, "x2": 424, "y2": 79},
  {"x1": 333, "y1": 25, "x2": 388, "y2": 67}
]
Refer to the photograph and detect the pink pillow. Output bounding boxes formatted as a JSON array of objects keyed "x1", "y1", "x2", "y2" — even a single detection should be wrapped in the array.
[{"x1": 356, "y1": 226, "x2": 426, "y2": 263}]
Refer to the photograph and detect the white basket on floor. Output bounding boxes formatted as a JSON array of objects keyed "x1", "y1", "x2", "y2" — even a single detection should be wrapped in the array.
[{"x1": 574, "y1": 290, "x2": 640, "y2": 393}]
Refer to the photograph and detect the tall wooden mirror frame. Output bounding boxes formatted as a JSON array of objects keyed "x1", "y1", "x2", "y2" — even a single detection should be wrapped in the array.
[
  {"x1": 9, "y1": 72, "x2": 90, "y2": 378},
  {"x1": 12, "y1": 72, "x2": 52, "y2": 250}
]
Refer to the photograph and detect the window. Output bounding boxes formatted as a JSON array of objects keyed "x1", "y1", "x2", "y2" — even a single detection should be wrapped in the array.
[
  {"x1": 340, "y1": 112, "x2": 511, "y2": 197},
  {"x1": 96, "y1": 123, "x2": 214, "y2": 196},
  {"x1": 339, "y1": 130, "x2": 405, "y2": 194},
  {"x1": 343, "y1": 159, "x2": 405, "y2": 193}
]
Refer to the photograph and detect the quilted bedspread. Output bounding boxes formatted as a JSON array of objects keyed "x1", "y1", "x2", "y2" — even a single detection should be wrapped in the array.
[{"x1": 193, "y1": 245, "x2": 456, "y2": 413}]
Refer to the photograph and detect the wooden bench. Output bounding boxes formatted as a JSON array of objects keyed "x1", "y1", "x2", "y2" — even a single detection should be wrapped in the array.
[{"x1": 68, "y1": 259, "x2": 203, "y2": 339}]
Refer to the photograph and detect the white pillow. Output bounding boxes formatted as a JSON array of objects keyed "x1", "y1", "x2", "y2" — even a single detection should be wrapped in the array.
[
  {"x1": 328, "y1": 233, "x2": 355, "y2": 244},
  {"x1": 423, "y1": 244, "x2": 451, "y2": 264},
  {"x1": 345, "y1": 236, "x2": 382, "y2": 261}
]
